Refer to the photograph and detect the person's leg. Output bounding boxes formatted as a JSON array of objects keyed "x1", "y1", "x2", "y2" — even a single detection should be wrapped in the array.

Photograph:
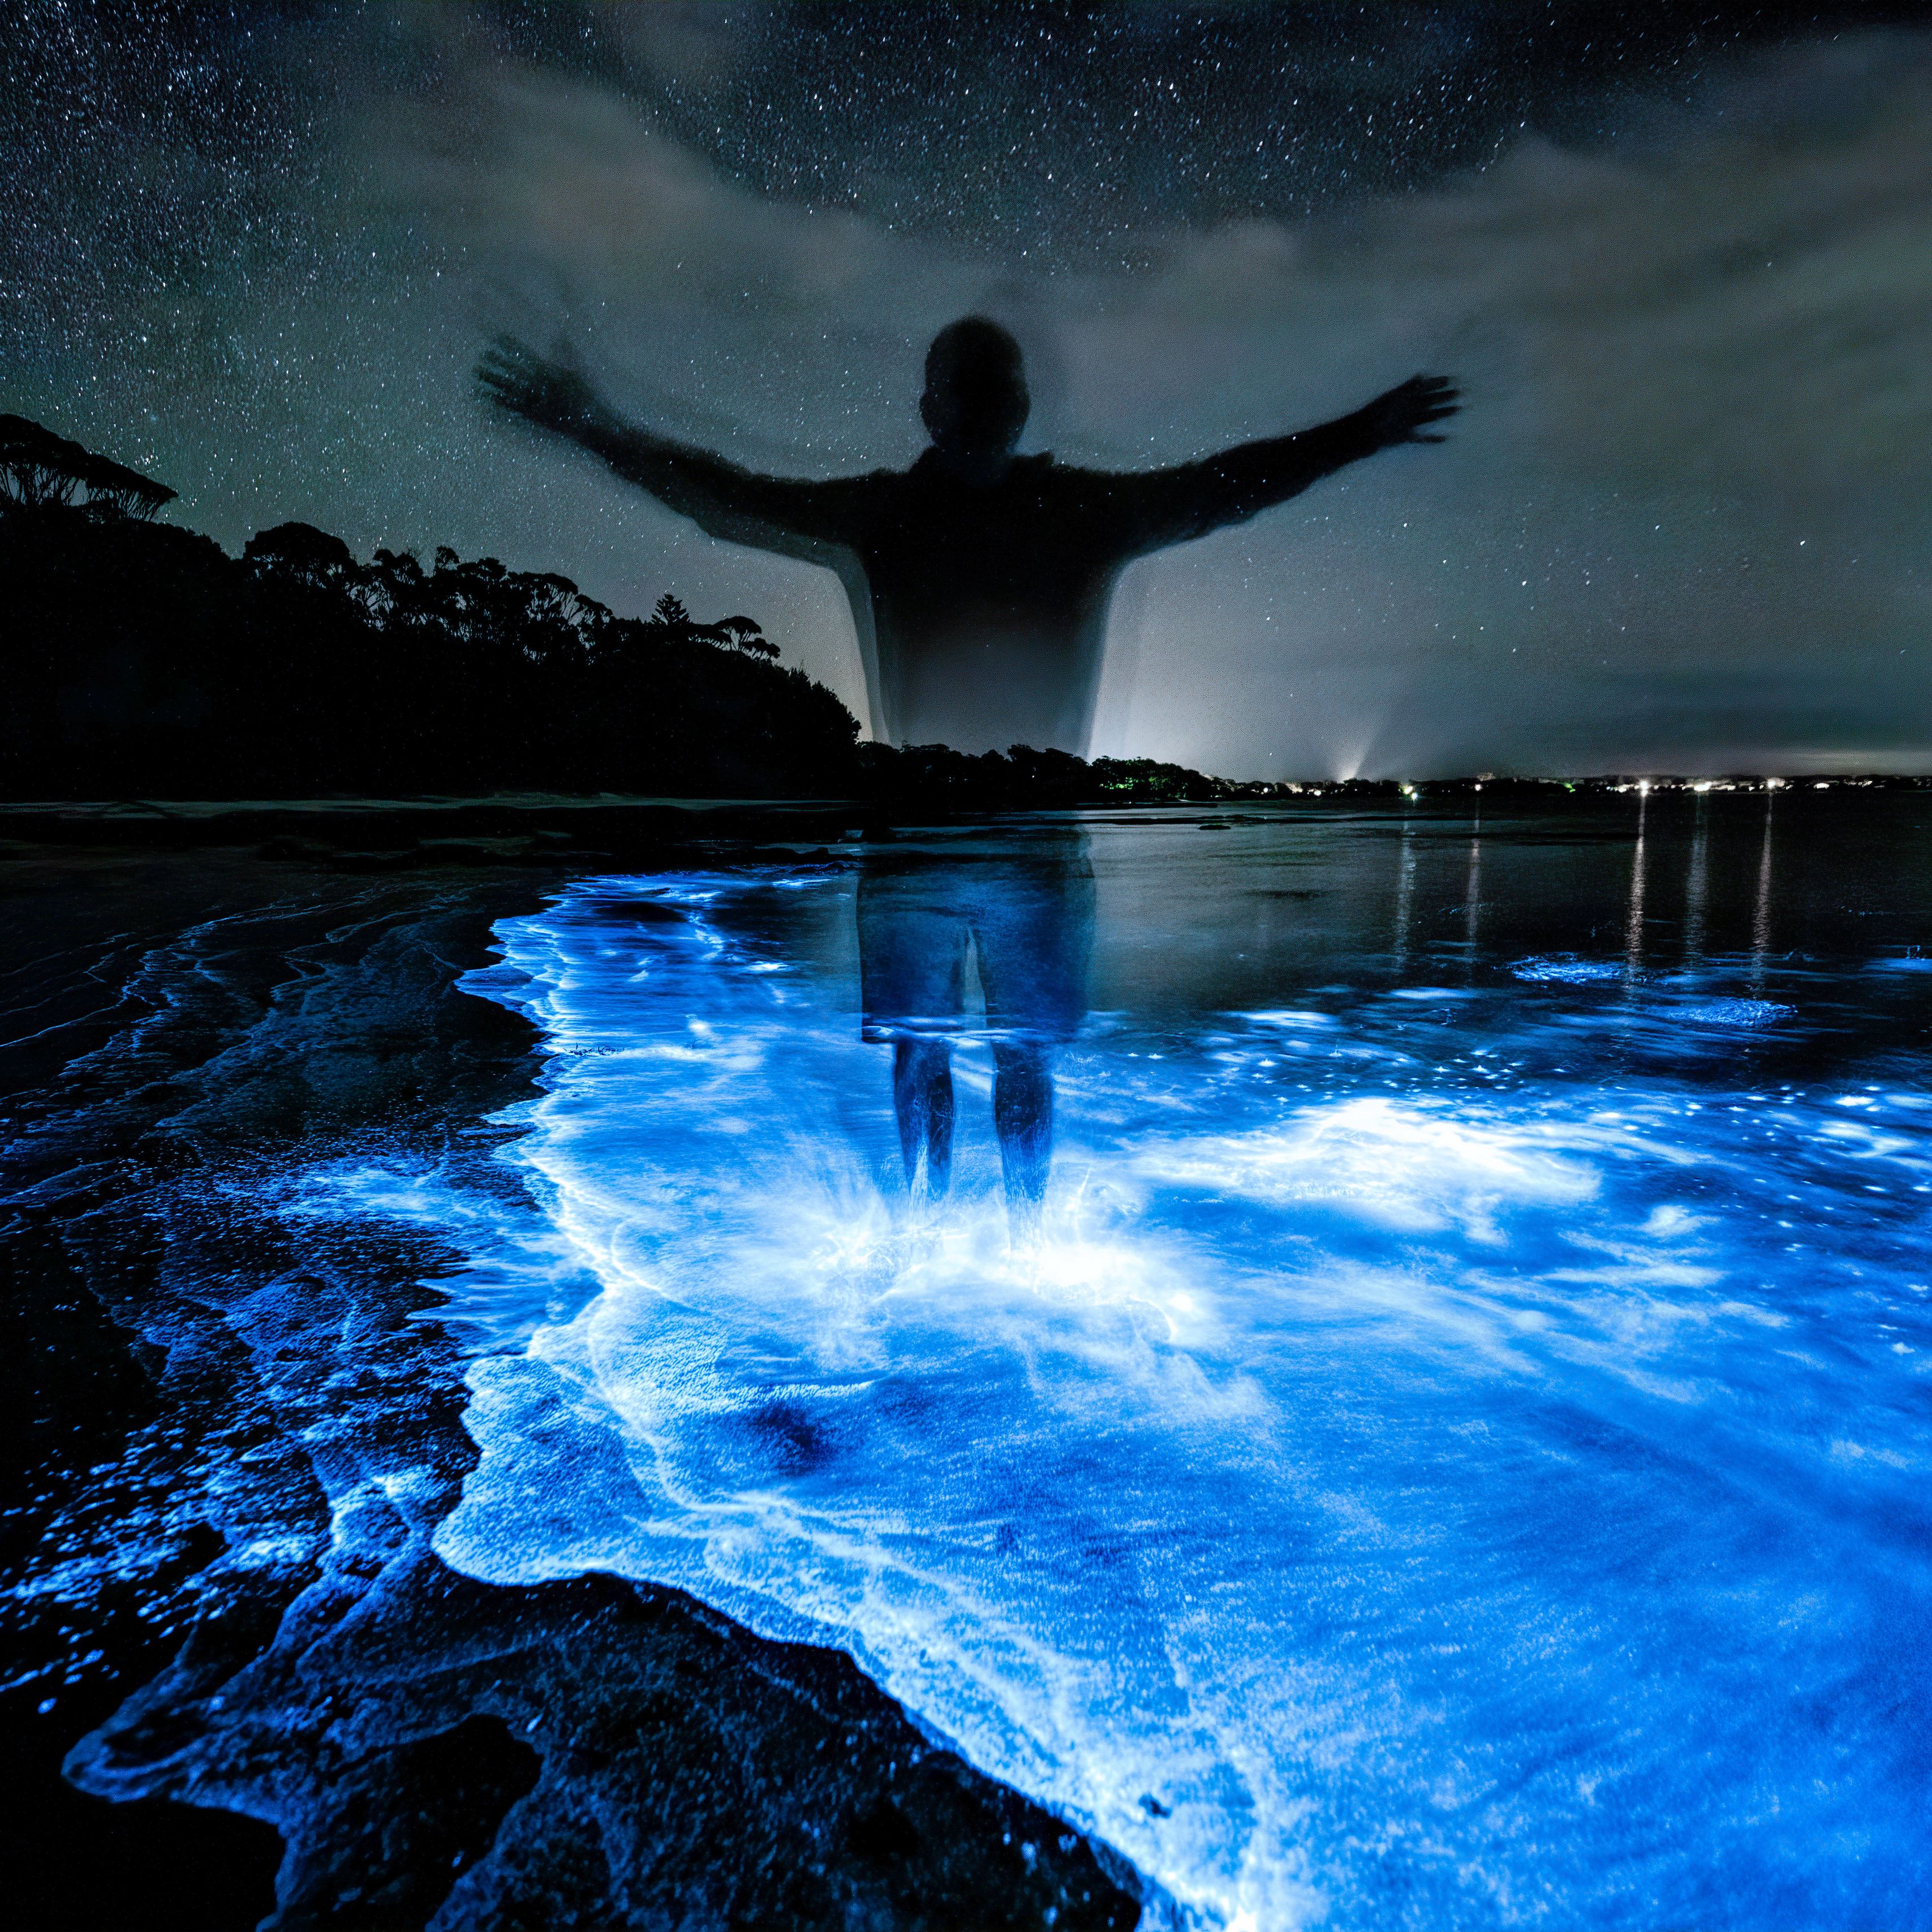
[
  {"x1": 972, "y1": 835, "x2": 1093, "y2": 1227},
  {"x1": 991, "y1": 1039, "x2": 1052, "y2": 1224},
  {"x1": 859, "y1": 859, "x2": 966, "y2": 1198},
  {"x1": 893, "y1": 1035, "x2": 956, "y2": 1195}
]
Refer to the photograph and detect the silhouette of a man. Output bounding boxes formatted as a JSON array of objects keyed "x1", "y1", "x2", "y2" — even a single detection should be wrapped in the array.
[
  {"x1": 476, "y1": 321, "x2": 1458, "y2": 755},
  {"x1": 478, "y1": 321, "x2": 1457, "y2": 1223}
]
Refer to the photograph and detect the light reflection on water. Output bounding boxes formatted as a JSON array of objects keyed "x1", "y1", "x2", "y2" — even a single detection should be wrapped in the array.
[{"x1": 324, "y1": 801, "x2": 1932, "y2": 1929}]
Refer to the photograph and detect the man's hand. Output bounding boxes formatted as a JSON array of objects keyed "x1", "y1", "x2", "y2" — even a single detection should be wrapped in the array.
[
  {"x1": 1358, "y1": 373, "x2": 1461, "y2": 448},
  {"x1": 475, "y1": 335, "x2": 610, "y2": 442}
]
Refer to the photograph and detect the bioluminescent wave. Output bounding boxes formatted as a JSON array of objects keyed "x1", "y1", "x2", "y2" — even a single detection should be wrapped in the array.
[{"x1": 316, "y1": 851, "x2": 1932, "y2": 1930}]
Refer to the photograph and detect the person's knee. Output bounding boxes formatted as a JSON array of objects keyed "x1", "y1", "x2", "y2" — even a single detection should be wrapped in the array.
[
  {"x1": 992, "y1": 1044, "x2": 1052, "y2": 1130},
  {"x1": 896, "y1": 1035, "x2": 952, "y2": 1083}
]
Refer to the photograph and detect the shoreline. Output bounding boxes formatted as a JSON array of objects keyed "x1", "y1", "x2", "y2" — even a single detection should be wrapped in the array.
[{"x1": 0, "y1": 849, "x2": 1146, "y2": 1929}]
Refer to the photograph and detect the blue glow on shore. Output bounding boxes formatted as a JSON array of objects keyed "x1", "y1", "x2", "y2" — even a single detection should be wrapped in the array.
[{"x1": 315, "y1": 870, "x2": 1932, "y2": 1930}]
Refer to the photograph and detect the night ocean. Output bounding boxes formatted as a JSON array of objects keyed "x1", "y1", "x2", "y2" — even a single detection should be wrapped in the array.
[{"x1": 7, "y1": 791, "x2": 1929, "y2": 1928}]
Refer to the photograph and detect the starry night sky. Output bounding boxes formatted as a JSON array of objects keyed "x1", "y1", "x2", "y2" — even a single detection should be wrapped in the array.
[{"x1": 7, "y1": 1, "x2": 1932, "y2": 777}]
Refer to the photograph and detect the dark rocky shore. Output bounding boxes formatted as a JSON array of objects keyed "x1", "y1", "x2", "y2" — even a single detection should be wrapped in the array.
[{"x1": 0, "y1": 815, "x2": 1145, "y2": 1929}]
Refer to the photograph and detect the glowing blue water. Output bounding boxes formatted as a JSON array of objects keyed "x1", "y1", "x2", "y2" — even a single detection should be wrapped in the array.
[{"x1": 325, "y1": 845, "x2": 1932, "y2": 1929}]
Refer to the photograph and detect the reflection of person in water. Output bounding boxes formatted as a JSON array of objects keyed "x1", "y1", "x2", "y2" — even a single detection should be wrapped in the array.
[
  {"x1": 476, "y1": 320, "x2": 1458, "y2": 756},
  {"x1": 479, "y1": 319, "x2": 1456, "y2": 1219},
  {"x1": 858, "y1": 831, "x2": 1093, "y2": 1221}
]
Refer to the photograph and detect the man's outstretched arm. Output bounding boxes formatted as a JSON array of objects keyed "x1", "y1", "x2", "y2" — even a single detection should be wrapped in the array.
[
  {"x1": 1107, "y1": 374, "x2": 1460, "y2": 554},
  {"x1": 475, "y1": 337, "x2": 868, "y2": 558}
]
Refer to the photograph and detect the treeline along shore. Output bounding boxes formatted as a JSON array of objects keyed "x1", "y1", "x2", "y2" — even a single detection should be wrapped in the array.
[
  {"x1": 0, "y1": 414, "x2": 1288, "y2": 811},
  {"x1": 1, "y1": 414, "x2": 859, "y2": 799},
  {"x1": 11, "y1": 418, "x2": 1916, "y2": 813}
]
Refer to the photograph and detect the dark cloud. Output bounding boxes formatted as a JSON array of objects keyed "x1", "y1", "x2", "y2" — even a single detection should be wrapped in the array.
[{"x1": 425, "y1": 2, "x2": 1932, "y2": 251}]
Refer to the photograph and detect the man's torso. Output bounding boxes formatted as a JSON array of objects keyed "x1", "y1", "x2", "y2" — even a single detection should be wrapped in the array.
[{"x1": 847, "y1": 454, "x2": 1128, "y2": 753}]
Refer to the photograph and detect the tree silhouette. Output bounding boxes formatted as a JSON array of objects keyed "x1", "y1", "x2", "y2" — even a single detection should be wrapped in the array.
[
  {"x1": 75, "y1": 450, "x2": 178, "y2": 519},
  {"x1": 0, "y1": 434, "x2": 1256, "y2": 808},
  {"x1": 1, "y1": 415, "x2": 87, "y2": 509},
  {"x1": 718, "y1": 615, "x2": 778, "y2": 659},
  {"x1": 0, "y1": 482, "x2": 858, "y2": 799},
  {"x1": 244, "y1": 520, "x2": 358, "y2": 584},
  {"x1": 0, "y1": 415, "x2": 174, "y2": 518}
]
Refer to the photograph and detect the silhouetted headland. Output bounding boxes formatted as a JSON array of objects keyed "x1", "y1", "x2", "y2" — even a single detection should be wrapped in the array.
[
  {"x1": 0, "y1": 414, "x2": 1327, "y2": 820},
  {"x1": 1, "y1": 417, "x2": 860, "y2": 801},
  {"x1": 7, "y1": 417, "x2": 1920, "y2": 828}
]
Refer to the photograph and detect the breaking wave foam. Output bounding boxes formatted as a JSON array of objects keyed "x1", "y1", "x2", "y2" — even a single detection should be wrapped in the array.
[{"x1": 315, "y1": 872, "x2": 1932, "y2": 1929}]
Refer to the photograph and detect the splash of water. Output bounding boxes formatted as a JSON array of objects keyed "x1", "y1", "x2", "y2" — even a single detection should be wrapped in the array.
[{"x1": 313, "y1": 870, "x2": 1932, "y2": 1929}]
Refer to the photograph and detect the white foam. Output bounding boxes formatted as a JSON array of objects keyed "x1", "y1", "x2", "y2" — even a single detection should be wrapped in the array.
[{"x1": 336, "y1": 874, "x2": 1932, "y2": 1929}]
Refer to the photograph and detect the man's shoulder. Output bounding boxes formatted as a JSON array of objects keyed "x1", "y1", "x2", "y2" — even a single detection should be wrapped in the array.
[
  {"x1": 1019, "y1": 452, "x2": 1119, "y2": 504},
  {"x1": 816, "y1": 464, "x2": 900, "y2": 494},
  {"x1": 1030, "y1": 455, "x2": 1156, "y2": 527},
  {"x1": 1027, "y1": 452, "x2": 1129, "y2": 492},
  {"x1": 797, "y1": 466, "x2": 898, "y2": 535}
]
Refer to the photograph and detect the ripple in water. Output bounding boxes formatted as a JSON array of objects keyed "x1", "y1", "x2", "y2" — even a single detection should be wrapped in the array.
[{"x1": 320, "y1": 860, "x2": 1932, "y2": 1930}]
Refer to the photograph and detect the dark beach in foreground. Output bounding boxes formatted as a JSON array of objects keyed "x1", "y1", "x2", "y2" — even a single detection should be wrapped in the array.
[{"x1": 0, "y1": 808, "x2": 1147, "y2": 1931}]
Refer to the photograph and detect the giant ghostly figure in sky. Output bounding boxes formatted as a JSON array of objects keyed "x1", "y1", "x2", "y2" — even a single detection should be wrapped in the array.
[
  {"x1": 477, "y1": 321, "x2": 1458, "y2": 754},
  {"x1": 478, "y1": 322, "x2": 1457, "y2": 1224}
]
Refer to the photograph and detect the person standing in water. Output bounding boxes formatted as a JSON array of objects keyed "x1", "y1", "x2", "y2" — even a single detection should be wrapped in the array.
[
  {"x1": 477, "y1": 321, "x2": 1458, "y2": 1220},
  {"x1": 476, "y1": 320, "x2": 1457, "y2": 756}
]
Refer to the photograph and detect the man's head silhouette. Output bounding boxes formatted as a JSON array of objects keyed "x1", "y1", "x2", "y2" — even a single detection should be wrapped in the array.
[{"x1": 920, "y1": 318, "x2": 1029, "y2": 471}]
